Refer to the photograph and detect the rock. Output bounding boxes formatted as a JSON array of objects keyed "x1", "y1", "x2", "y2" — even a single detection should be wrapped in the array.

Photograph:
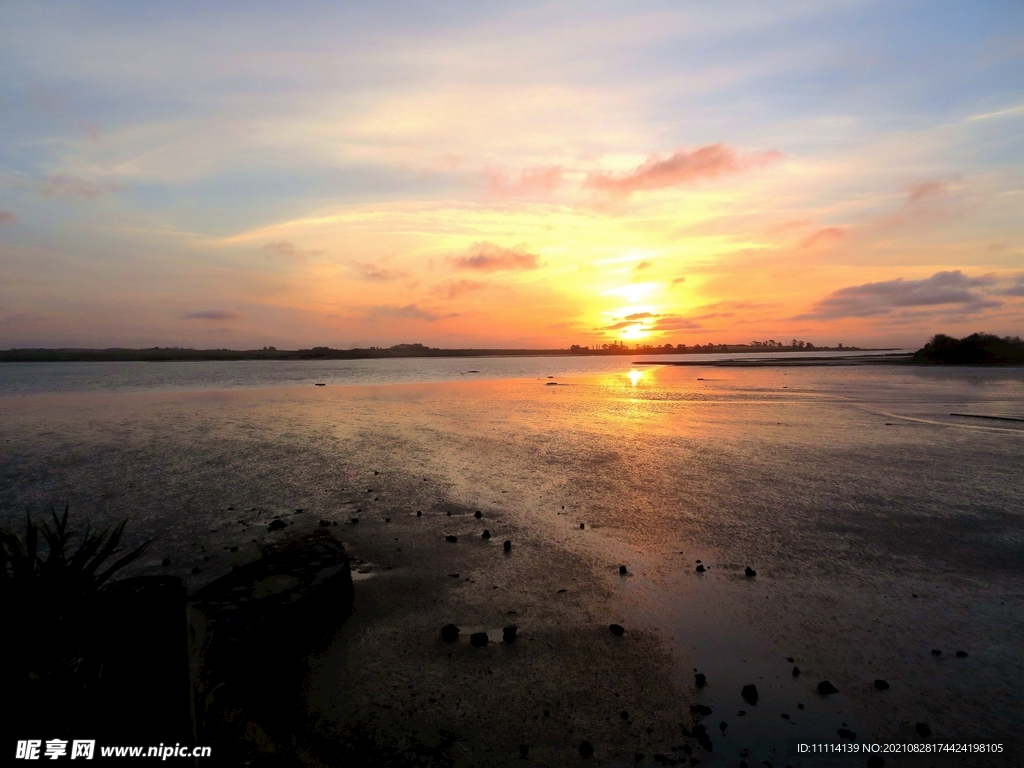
[
  {"x1": 956, "y1": 650, "x2": 968, "y2": 658},
  {"x1": 268, "y1": 519, "x2": 287, "y2": 531},
  {"x1": 695, "y1": 564, "x2": 705, "y2": 573},
  {"x1": 744, "y1": 566, "x2": 756, "y2": 577},
  {"x1": 318, "y1": 519, "x2": 331, "y2": 527},
  {"x1": 440, "y1": 624, "x2": 460, "y2": 643},
  {"x1": 931, "y1": 649, "x2": 941, "y2": 655},
  {"x1": 742, "y1": 684, "x2": 759, "y2": 705},
  {"x1": 503, "y1": 625, "x2": 518, "y2": 643},
  {"x1": 691, "y1": 723, "x2": 712, "y2": 751},
  {"x1": 470, "y1": 632, "x2": 488, "y2": 647},
  {"x1": 519, "y1": 744, "x2": 529, "y2": 759},
  {"x1": 503, "y1": 540, "x2": 512, "y2": 551},
  {"x1": 690, "y1": 704, "x2": 712, "y2": 719},
  {"x1": 416, "y1": 510, "x2": 422, "y2": 516},
  {"x1": 191, "y1": 566, "x2": 201, "y2": 575},
  {"x1": 635, "y1": 753, "x2": 644, "y2": 763},
  {"x1": 874, "y1": 679, "x2": 889, "y2": 690},
  {"x1": 161, "y1": 558, "x2": 171, "y2": 567},
  {"x1": 579, "y1": 741, "x2": 594, "y2": 759},
  {"x1": 694, "y1": 673, "x2": 706, "y2": 688},
  {"x1": 797, "y1": 703, "x2": 804, "y2": 709},
  {"x1": 915, "y1": 722, "x2": 931, "y2": 737},
  {"x1": 719, "y1": 721, "x2": 727, "y2": 732},
  {"x1": 445, "y1": 535, "x2": 458, "y2": 543},
  {"x1": 817, "y1": 681, "x2": 839, "y2": 695},
  {"x1": 474, "y1": 511, "x2": 482, "y2": 519},
  {"x1": 580, "y1": 523, "x2": 585, "y2": 529},
  {"x1": 620, "y1": 710, "x2": 629, "y2": 720},
  {"x1": 350, "y1": 518, "x2": 359, "y2": 525},
  {"x1": 295, "y1": 508, "x2": 304, "y2": 513},
  {"x1": 838, "y1": 728, "x2": 856, "y2": 740},
  {"x1": 609, "y1": 623, "x2": 625, "y2": 636},
  {"x1": 619, "y1": 565, "x2": 628, "y2": 574},
  {"x1": 482, "y1": 529, "x2": 491, "y2": 539},
  {"x1": 786, "y1": 656, "x2": 794, "y2": 662},
  {"x1": 866, "y1": 756, "x2": 885, "y2": 768},
  {"x1": 792, "y1": 666, "x2": 801, "y2": 676}
]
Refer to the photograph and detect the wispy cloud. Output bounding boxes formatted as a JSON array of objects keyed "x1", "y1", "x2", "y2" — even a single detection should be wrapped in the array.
[
  {"x1": 799, "y1": 226, "x2": 845, "y2": 249},
  {"x1": 489, "y1": 166, "x2": 563, "y2": 197},
  {"x1": 432, "y1": 279, "x2": 486, "y2": 299},
  {"x1": 350, "y1": 261, "x2": 405, "y2": 281},
  {"x1": 264, "y1": 240, "x2": 322, "y2": 262},
  {"x1": 40, "y1": 174, "x2": 123, "y2": 200},
  {"x1": 0, "y1": 210, "x2": 18, "y2": 225},
  {"x1": 450, "y1": 242, "x2": 541, "y2": 272},
  {"x1": 585, "y1": 144, "x2": 780, "y2": 197},
  {"x1": 634, "y1": 260, "x2": 652, "y2": 271},
  {"x1": 369, "y1": 304, "x2": 458, "y2": 322},
  {"x1": 906, "y1": 181, "x2": 948, "y2": 206},
  {"x1": 182, "y1": 310, "x2": 240, "y2": 321},
  {"x1": 798, "y1": 271, "x2": 1002, "y2": 320}
]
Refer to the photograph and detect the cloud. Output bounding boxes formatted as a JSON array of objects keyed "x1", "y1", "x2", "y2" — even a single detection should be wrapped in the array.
[
  {"x1": 264, "y1": 240, "x2": 322, "y2": 262},
  {"x1": 634, "y1": 260, "x2": 652, "y2": 271},
  {"x1": 596, "y1": 320, "x2": 643, "y2": 331},
  {"x1": 0, "y1": 210, "x2": 18, "y2": 225},
  {"x1": 40, "y1": 174, "x2": 123, "y2": 200},
  {"x1": 799, "y1": 271, "x2": 1002, "y2": 320},
  {"x1": 350, "y1": 261, "x2": 405, "y2": 281},
  {"x1": 623, "y1": 311, "x2": 655, "y2": 321},
  {"x1": 585, "y1": 144, "x2": 780, "y2": 196},
  {"x1": 369, "y1": 304, "x2": 458, "y2": 322},
  {"x1": 432, "y1": 279, "x2": 486, "y2": 299},
  {"x1": 489, "y1": 166, "x2": 562, "y2": 197},
  {"x1": 671, "y1": 276, "x2": 686, "y2": 285},
  {"x1": 799, "y1": 226, "x2": 845, "y2": 249},
  {"x1": 450, "y1": 242, "x2": 541, "y2": 272},
  {"x1": 906, "y1": 180, "x2": 948, "y2": 206},
  {"x1": 649, "y1": 316, "x2": 702, "y2": 331},
  {"x1": 183, "y1": 310, "x2": 240, "y2": 321}
]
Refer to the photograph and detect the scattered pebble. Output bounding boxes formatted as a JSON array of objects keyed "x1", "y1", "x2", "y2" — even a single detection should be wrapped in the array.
[
  {"x1": 482, "y1": 530, "x2": 491, "y2": 539},
  {"x1": 744, "y1": 566, "x2": 756, "y2": 577},
  {"x1": 817, "y1": 681, "x2": 839, "y2": 695},
  {"x1": 503, "y1": 625, "x2": 518, "y2": 643},
  {"x1": 579, "y1": 740, "x2": 594, "y2": 759},
  {"x1": 445, "y1": 535, "x2": 458, "y2": 543},
  {"x1": 695, "y1": 564, "x2": 706, "y2": 573},
  {"x1": 470, "y1": 631, "x2": 489, "y2": 648},
  {"x1": 191, "y1": 566, "x2": 201, "y2": 575},
  {"x1": 797, "y1": 703, "x2": 804, "y2": 709},
  {"x1": 609, "y1": 623, "x2": 625, "y2": 636},
  {"x1": 161, "y1": 558, "x2": 171, "y2": 567},
  {"x1": 268, "y1": 519, "x2": 287, "y2": 531},
  {"x1": 474, "y1": 510, "x2": 482, "y2": 519},
  {"x1": 694, "y1": 673, "x2": 706, "y2": 688},
  {"x1": 874, "y1": 679, "x2": 889, "y2": 690},
  {"x1": 931, "y1": 649, "x2": 941, "y2": 656},
  {"x1": 350, "y1": 518, "x2": 359, "y2": 525},
  {"x1": 503, "y1": 540, "x2": 512, "y2": 551},
  {"x1": 416, "y1": 511, "x2": 422, "y2": 516},
  {"x1": 742, "y1": 684, "x2": 759, "y2": 705},
  {"x1": 580, "y1": 523, "x2": 586, "y2": 529},
  {"x1": 956, "y1": 650, "x2": 968, "y2": 658},
  {"x1": 792, "y1": 666, "x2": 801, "y2": 677},
  {"x1": 519, "y1": 745, "x2": 529, "y2": 759},
  {"x1": 440, "y1": 624, "x2": 460, "y2": 643},
  {"x1": 781, "y1": 713, "x2": 789, "y2": 720},
  {"x1": 786, "y1": 656, "x2": 794, "y2": 662},
  {"x1": 619, "y1": 565, "x2": 628, "y2": 575},
  {"x1": 318, "y1": 519, "x2": 331, "y2": 527}
]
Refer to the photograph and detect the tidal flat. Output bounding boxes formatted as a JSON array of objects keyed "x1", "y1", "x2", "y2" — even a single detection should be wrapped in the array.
[{"x1": 2, "y1": 363, "x2": 1022, "y2": 766}]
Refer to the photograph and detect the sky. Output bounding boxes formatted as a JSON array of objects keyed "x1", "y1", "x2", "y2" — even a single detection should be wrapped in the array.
[{"x1": 1, "y1": 1, "x2": 1022, "y2": 350}]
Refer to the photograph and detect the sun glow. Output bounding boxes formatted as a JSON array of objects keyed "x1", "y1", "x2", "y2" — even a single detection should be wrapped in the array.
[{"x1": 627, "y1": 369, "x2": 644, "y2": 387}]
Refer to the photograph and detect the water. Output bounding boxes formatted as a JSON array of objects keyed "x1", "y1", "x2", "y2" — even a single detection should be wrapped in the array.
[{"x1": 1, "y1": 360, "x2": 1021, "y2": 763}]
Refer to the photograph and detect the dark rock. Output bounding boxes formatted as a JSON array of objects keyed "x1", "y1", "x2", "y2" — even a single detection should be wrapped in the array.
[
  {"x1": 441, "y1": 624, "x2": 460, "y2": 643},
  {"x1": 915, "y1": 722, "x2": 931, "y2": 737},
  {"x1": 445, "y1": 535, "x2": 458, "y2": 543},
  {"x1": 161, "y1": 558, "x2": 171, "y2": 567},
  {"x1": 579, "y1": 740, "x2": 594, "y2": 758},
  {"x1": 931, "y1": 649, "x2": 941, "y2": 655},
  {"x1": 692, "y1": 723, "x2": 712, "y2": 751},
  {"x1": 609, "y1": 623, "x2": 625, "y2": 636},
  {"x1": 620, "y1": 710, "x2": 629, "y2": 720},
  {"x1": 470, "y1": 631, "x2": 488, "y2": 647},
  {"x1": 448, "y1": 573, "x2": 460, "y2": 578},
  {"x1": 474, "y1": 511, "x2": 482, "y2": 519},
  {"x1": 817, "y1": 681, "x2": 839, "y2": 695},
  {"x1": 191, "y1": 567, "x2": 201, "y2": 575},
  {"x1": 737, "y1": 710, "x2": 746, "y2": 716},
  {"x1": 295, "y1": 508, "x2": 304, "y2": 513},
  {"x1": 482, "y1": 530, "x2": 491, "y2": 539},
  {"x1": 557, "y1": 588, "x2": 567, "y2": 593},
  {"x1": 694, "y1": 673, "x2": 706, "y2": 688},
  {"x1": 619, "y1": 565, "x2": 628, "y2": 574},
  {"x1": 956, "y1": 650, "x2": 968, "y2": 658},
  {"x1": 874, "y1": 679, "x2": 889, "y2": 690},
  {"x1": 741, "y1": 684, "x2": 759, "y2": 705},
  {"x1": 503, "y1": 540, "x2": 512, "y2": 551},
  {"x1": 384, "y1": 517, "x2": 390, "y2": 522},
  {"x1": 690, "y1": 704, "x2": 712, "y2": 719},
  {"x1": 792, "y1": 666, "x2": 801, "y2": 676},
  {"x1": 580, "y1": 523, "x2": 585, "y2": 529},
  {"x1": 781, "y1": 714, "x2": 789, "y2": 719},
  {"x1": 519, "y1": 744, "x2": 529, "y2": 759},
  {"x1": 786, "y1": 656, "x2": 794, "y2": 662},
  {"x1": 838, "y1": 728, "x2": 856, "y2": 740},
  {"x1": 695, "y1": 564, "x2": 705, "y2": 573},
  {"x1": 268, "y1": 519, "x2": 287, "y2": 531},
  {"x1": 635, "y1": 753, "x2": 644, "y2": 763},
  {"x1": 318, "y1": 519, "x2": 331, "y2": 527},
  {"x1": 744, "y1": 566, "x2": 756, "y2": 577},
  {"x1": 797, "y1": 703, "x2": 804, "y2": 709},
  {"x1": 350, "y1": 518, "x2": 359, "y2": 524},
  {"x1": 503, "y1": 625, "x2": 518, "y2": 643},
  {"x1": 719, "y1": 721, "x2": 727, "y2": 732},
  {"x1": 416, "y1": 510, "x2": 422, "y2": 516}
]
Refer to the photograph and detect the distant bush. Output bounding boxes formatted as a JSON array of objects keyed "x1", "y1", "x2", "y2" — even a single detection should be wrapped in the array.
[{"x1": 913, "y1": 333, "x2": 1024, "y2": 364}]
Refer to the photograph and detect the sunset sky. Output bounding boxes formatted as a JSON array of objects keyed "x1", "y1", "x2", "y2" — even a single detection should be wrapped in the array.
[{"x1": 1, "y1": 1, "x2": 1022, "y2": 349}]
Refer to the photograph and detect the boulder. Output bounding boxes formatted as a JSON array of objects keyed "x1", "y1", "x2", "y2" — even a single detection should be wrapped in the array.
[
  {"x1": 741, "y1": 684, "x2": 758, "y2": 705},
  {"x1": 470, "y1": 632, "x2": 488, "y2": 647},
  {"x1": 441, "y1": 624, "x2": 460, "y2": 643},
  {"x1": 817, "y1": 681, "x2": 839, "y2": 695},
  {"x1": 609, "y1": 623, "x2": 625, "y2": 636},
  {"x1": 503, "y1": 625, "x2": 518, "y2": 643}
]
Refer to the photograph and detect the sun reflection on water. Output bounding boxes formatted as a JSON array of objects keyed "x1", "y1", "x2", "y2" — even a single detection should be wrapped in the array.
[{"x1": 627, "y1": 369, "x2": 644, "y2": 387}]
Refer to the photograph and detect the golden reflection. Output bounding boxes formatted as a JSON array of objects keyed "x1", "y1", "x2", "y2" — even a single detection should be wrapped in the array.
[{"x1": 627, "y1": 369, "x2": 644, "y2": 387}]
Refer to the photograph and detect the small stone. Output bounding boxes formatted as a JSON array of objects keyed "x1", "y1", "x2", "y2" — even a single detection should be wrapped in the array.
[
  {"x1": 742, "y1": 684, "x2": 759, "y2": 705},
  {"x1": 931, "y1": 649, "x2": 941, "y2": 655},
  {"x1": 619, "y1": 565, "x2": 628, "y2": 574},
  {"x1": 445, "y1": 535, "x2": 458, "y2": 542},
  {"x1": 694, "y1": 673, "x2": 706, "y2": 688},
  {"x1": 350, "y1": 518, "x2": 359, "y2": 524},
  {"x1": 268, "y1": 519, "x2": 287, "y2": 531},
  {"x1": 446, "y1": 511, "x2": 451, "y2": 516},
  {"x1": 874, "y1": 679, "x2": 889, "y2": 690},
  {"x1": 384, "y1": 517, "x2": 391, "y2": 522},
  {"x1": 503, "y1": 625, "x2": 518, "y2": 643},
  {"x1": 797, "y1": 703, "x2": 804, "y2": 709},
  {"x1": 817, "y1": 681, "x2": 839, "y2": 695},
  {"x1": 620, "y1": 710, "x2": 629, "y2": 720},
  {"x1": 955, "y1": 650, "x2": 968, "y2": 658},
  {"x1": 691, "y1": 723, "x2": 712, "y2": 751},
  {"x1": 781, "y1": 713, "x2": 789, "y2": 719},
  {"x1": 837, "y1": 728, "x2": 856, "y2": 740},
  {"x1": 635, "y1": 753, "x2": 644, "y2": 763},
  {"x1": 474, "y1": 510, "x2": 482, "y2": 518},
  {"x1": 161, "y1": 558, "x2": 171, "y2": 567},
  {"x1": 744, "y1": 566, "x2": 756, "y2": 577},
  {"x1": 719, "y1": 721, "x2": 727, "y2": 732},
  {"x1": 295, "y1": 508, "x2": 304, "y2": 513},
  {"x1": 503, "y1": 540, "x2": 512, "y2": 551},
  {"x1": 786, "y1": 657, "x2": 794, "y2": 662},
  {"x1": 191, "y1": 566, "x2": 201, "y2": 575},
  {"x1": 448, "y1": 573, "x2": 460, "y2": 578},
  {"x1": 690, "y1": 704, "x2": 712, "y2": 719},
  {"x1": 695, "y1": 564, "x2": 705, "y2": 573},
  {"x1": 579, "y1": 741, "x2": 594, "y2": 759},
  {"x1": 229, "y1": 546, "x2": 238, "y2": 552},
  {"x1": 519, "y1": 744, "x2": 529, "y2": 759},
  {"x1": 792, "y1": 666, "x2": 801, "y2": 676},
  {"x1": 440, "y1": 624, "x2": 460, "y2": 642},
  {"x1": 737, "y1": 710, "x2": 746, "y2": 716},
  {"x1": 580, "y1": 523, "x2": 585, "y2": 529},
  {"x1": 915, "y1": 722, "x2": 931, "y2": 737},
  {"x1": 609, "y1": 623, "x2": 625, "y2": 636},
  {"x1": 482, "y1": 529, "x2": 491, "y2": 539},
  {"x1": 416, "y1": 510, "x2": 422, "y2": 516},
  {"x1": 470, "y1": 632, "x2": 488, "y2": 647},
  {"x1": 319, "y1": 519, "x2": 331, "y2": 527}
]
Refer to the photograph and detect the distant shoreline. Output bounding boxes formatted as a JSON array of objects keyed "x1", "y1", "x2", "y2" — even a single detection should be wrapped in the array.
[
  {"x1": 634, "y1": 353, "x2": 915, "y2": 367},
  {"x1": 0, "y1": 345, "x2": 884, "y2": 363}
]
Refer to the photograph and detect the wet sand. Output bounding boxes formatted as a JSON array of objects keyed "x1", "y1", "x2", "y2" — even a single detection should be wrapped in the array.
[{"x1": 2, "y1": 366, "x2": 1022, "y2": 765}]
